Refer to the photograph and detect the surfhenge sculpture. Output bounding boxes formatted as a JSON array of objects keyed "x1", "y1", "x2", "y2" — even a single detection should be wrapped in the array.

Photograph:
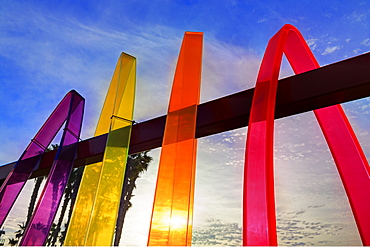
[{"x1": 0, "y1": 24, "x2": 369, "y2": 246}]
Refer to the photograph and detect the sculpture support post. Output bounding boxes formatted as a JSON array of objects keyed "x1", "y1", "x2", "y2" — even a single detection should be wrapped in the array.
[
  {"x1": 20, "y1": 91, "x2": 85, "y2": 246},
  {"x1": 0, "y1": 90, "x2": 84, "y2": 246},
  {"x1": 314, "y1": 105, "x2": 370, "y2": 245},
  {"x1": 244, "y1": 24, "x2": 370, "y2": 246},
  {"x1": 148, "y1": 32, "x2": 203, "y2": 246},
  {"x1": 65, "y1": 53, "x2": 136, "y2": 246}
]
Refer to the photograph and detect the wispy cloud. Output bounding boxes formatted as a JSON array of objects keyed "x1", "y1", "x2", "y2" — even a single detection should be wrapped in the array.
[
  {"x1": 343, "y1": 10, "x2": 369, "y2": 24},
  {"x1": 192, "y1": 218, "x2": 242, "y2": 246},
  {"x1": 321, "y1": 45, "x2": 340, "y2": 55},
  {"x1": 306, "y1": 38, "x2": 318, "y2": 51},
  {"x1": 277, "y1": 208, "x2": 361, "y2": 245},
  {"x1": 201, "y1": 37, "x2": 261, "y2": 103},
  {"x1": 0, "y1": 3, "x2": 182, "y2": 163},
  {"x1": 361, "y1": 38, "x2": 370, "y2": 46},
  {"x1": 1, "y1": 1, "x2": 369, "y2": 245},
  {"x1": 192, "y1": 109, "x2": 366, "y2": 245}
]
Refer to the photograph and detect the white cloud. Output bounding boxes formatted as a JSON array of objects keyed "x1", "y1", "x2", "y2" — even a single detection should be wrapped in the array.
[
  {"x1": 2, "y1": 2, "x2": 369, "y2": 245},
  {"x1": 306, "y1": 38, "x2": 319, "y2": 46},
  {"x1": 353, "y1": 48, "x2": 361, "y2": 54},
  {"x1": 321, "y1": 45, "x2": 340, "y2": 55},
  {"x1": 1, "y1": 1, "x2": 267, "y2": 134},
  {"x1": 277, "y1": 208, "x2": 361, "y2": 245},
  {"x1": 201, "y1": 37, "x2": 261, "y2": 103},
  {"x1": 306, "y1": 38, "x2": 318, "y2": 51},
  {"x1": 258, "y1": 18, "x2": 268, "y2": 23},
  {"x1": 361, "y1": 38, "x2": 370, "y2": 46},
  {"x1": 344, "y1": 10, "x2": 368, "y2": 23},
  {"x1": 192, "y1": 219, "x2": 242, "y2": 245}
]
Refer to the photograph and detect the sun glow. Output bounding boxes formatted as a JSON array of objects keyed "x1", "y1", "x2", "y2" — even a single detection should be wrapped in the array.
[{"x1": 169, "y1": 216, "x2": 187, "y2": 230}]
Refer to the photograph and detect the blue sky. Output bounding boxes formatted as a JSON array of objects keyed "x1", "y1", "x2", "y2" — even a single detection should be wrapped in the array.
[{"x1": 0, "y1": 0, "x2": 369, "y2": 245}]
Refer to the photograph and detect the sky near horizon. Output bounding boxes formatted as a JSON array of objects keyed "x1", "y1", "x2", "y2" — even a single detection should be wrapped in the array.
[{"x1": 0, "y1": 0, "x2": 369, "y2": 245}]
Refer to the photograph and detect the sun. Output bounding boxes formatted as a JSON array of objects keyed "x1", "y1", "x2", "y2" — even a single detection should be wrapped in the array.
[{"x1": 169, "y1": 216, "x2": 187, "y2": 229}]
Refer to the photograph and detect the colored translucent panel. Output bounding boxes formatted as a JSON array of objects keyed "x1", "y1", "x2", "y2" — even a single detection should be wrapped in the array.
[
  {"x1": 315, "y1": 106, "x2": 370, "y2": 245},
  {"x1": 0, "y1": 90, "x2": 84, "y2": 231},
  {"x1": 148, "y1": 32, "x2": 203, "y2": 246},
  {"x1": 20, "y1": 92, "x2": 85, "y2": 246},
  {"x1": 244, "y1": 24, "x2": 370, "y2": 246},
  {"x1": 64, "y1": 53, "x2": 136, "y2": 246}
]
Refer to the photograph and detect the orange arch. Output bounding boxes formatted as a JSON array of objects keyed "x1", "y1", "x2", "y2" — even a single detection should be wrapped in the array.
[{"x1": 148, "y1": 32, "x2": 203, "y2": 246}]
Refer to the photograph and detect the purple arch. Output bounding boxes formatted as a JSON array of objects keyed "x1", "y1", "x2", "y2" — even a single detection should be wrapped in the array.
[{"x1": 0, "y1": 90, "x2": 84, "y2": 245}]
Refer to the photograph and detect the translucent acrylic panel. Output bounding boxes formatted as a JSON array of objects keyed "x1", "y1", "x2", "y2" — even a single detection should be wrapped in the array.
[
  {"x1": 0, "y1": 92, "x2": 76, "y2": 227},
  {"x1": 243, "y1": 24, "x2": 369, "y2": 245},
  {"x1": 148, "y1": 32, "x2": 203, "y2": 246},
  {"x1": 65, "y1": 53, "x2": 136, "y2": 246},
  {"x1": 20, "y1": 92, "x2": 85, "y2": 246},
  {"x1": 0, "y1": 90, "x2": 84, "y2": 247},
  {"x1": 0, "y1": 178, "x2": 45, "y2": 245},
  {"x1": 48, "y1": 166, "x2": 84, "y2": 246},
  {"x1": 84, "y1": 123, "x2": 132, "y2": 246}
]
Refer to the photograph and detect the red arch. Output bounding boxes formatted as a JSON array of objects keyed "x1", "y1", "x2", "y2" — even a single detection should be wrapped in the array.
[{"x1": 244, "y1": 24, "x2": 370, "y2": 245}]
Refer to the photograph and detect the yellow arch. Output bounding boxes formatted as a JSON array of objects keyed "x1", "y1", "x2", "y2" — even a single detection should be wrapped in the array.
[{"x1": 64, "y1": 53, "x2": 136, "y2": 246}]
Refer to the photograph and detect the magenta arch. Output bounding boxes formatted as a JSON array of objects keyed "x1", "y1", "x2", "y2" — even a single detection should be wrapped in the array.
[{"x1": 244, "y1": 24, "x2": 370, "y2": 246}]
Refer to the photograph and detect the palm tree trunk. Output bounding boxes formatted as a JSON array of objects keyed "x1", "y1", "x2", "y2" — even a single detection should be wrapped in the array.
[
  {"x1": 59, "y1": 167, "x2": 84, "y2": 245},
  {"x1": 113, "y1": 176, "x2": 137, "y2": 246},
  {"x1": 26, "y1": 176, "x2": 44, "y2": 226},
  {"x1": 50, "y1": 192, "x2": 70, "y2": 246},
  {"x1": 113, "y1": 152, "x2": 152, "y2": 246}
]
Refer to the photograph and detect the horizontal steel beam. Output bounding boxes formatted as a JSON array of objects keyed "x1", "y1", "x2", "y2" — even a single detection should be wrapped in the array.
[{"x1": 1, "y1": 52, "x2": 369, "y2": 182}]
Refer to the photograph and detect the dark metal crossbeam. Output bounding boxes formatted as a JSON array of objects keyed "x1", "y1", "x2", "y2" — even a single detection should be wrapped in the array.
[{"x1": 1, "y1": 52, "x2": 369, "y2": 182}]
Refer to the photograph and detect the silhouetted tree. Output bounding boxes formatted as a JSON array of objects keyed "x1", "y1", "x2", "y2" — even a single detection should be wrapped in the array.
[
  {"x1": 26, "y1": 144, "x2": 58, "y2": 226},
  {"x1": 26, "y1": 176, "x2": 45, "y2": 226},
  {"x1": 46, "y1": 223, "x2": 57, "y2": 246},
  {"x1": 14, "y1": 223, "x2": 26, "y2": 240},
  {"x1": 113, "y1": 151, "x2": 152, "y2": 246},
  {"x1": 47, "y1": 167, "x2": 83, "y2": 246},
  {"x1": 24, "y1": 143, "x2": 152, "y2": 246},
  {"x1": 8, "y1": 238, "x2": 18, "y2": 246},
  {"x1": 7, "y1": 222, "x2": 26, "y2": 246}
]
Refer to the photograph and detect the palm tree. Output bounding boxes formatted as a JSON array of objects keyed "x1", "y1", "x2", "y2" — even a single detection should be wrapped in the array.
[
  {"x1": 113, "y1": 151, "x2": 152, "y2": 246},
  {"x1": 14, "y1": 223, "x2": 26, "y2": 240},
  {"x1": 23, "y1": 147, "x2": 152, "y2": 246},
  {"x1": 26, "y1": 176, "x2": 45, "y2": 226},
  {"x1": 7, "y1": 222, "x2": 26, "y2": 246},
  {"x1": 48, "y1": 167, "x2": 84, "y2": 246},
  {"x1": 24, "y1": 144, "x2": 60, "y2": 245},
  {"x1": 26, "y1": 144, "x2": 58, "y2": 226},
  {"x1": 46, "y1": 223, "x2": 57, "y2": 246},
  {"x1": 56, "y1": 166, "x2": 84, "y2": 246},
  {"x1": 8, "y1": 238, "x2": 18, "y2": 246}
]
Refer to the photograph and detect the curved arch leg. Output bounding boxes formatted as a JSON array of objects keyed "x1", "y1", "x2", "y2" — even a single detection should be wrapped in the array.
[
  {"x1": 147, "y1": 32, "x2": 203, "y2": 246},
  {"x1": 64, "y1": 53, "x2": 136, "y2": 246},
  {"x1": 244, "y1": 24, "x2": 370, "y2": 245},
  {"x1": 0, "y1": 90, "x2": 84, "y2": 246},
  {"x1": 19, "y1": 91, "x2": 85, "y2": 246},
  {"x1": 0, "y1": 91, "x2": 84, "y2": 228}
]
